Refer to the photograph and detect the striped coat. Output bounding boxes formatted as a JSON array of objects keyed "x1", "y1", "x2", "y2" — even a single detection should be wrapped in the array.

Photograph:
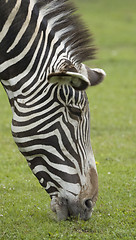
[{"x1": 0, "y1": 0, "x2": 105, "y2": 220}]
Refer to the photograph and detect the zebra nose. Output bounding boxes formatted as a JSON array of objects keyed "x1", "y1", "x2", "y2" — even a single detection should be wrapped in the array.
[{"x1": 84, "y1": 199, "x2": 93, "y2": 210}]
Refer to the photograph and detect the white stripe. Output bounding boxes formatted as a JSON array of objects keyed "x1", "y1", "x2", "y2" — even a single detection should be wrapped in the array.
[
  {"x1": 12, "y1": 107, "x2": 63, "y2": 132},
  {"x1": 45, "y1": 181, "x2": 58, "y2": 191},
  {"x1": 19, "y1": 144, "x2": 65, "y2": 162},
  {"x1": 30, "y1": 155, "x2": 77, "y2": 175},
  {"x1": 33, "y1": 165, "x2": 81, "y2": 194},
  {"x1": 11, "y1": 85, "x2": 56, "y2": 113},
  {"x1": 12, "y1": 102, "x2": 60, "y2": 122},
  {"x1": 3, "y1": 30, "x2": 43, "y2": 90},
  {"x1": 39, "y1": 26, "x2": 72, "y2": 80},
  {"x1": 0, "y1": 9, "x2": 44, "y2": 71},
  {"x1": 0, "y1": 0, "x2": 22, "y2": 42},
  {"x1": 7, "y1": 0, "x2": 37, "y2": 52},
  {"x1": 13, "y1": 129, "x2": 82, "y2": 178}
]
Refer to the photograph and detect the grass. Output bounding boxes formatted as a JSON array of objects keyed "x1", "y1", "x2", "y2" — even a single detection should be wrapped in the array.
[{"x1": 0, "y1": 0, "x2": 136, "y2": 239}]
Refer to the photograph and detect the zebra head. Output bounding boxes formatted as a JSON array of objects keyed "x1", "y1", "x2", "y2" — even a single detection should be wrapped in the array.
[
  {"x1": 11, "y1": 61, "x2": 105, "y2": 221},
  {"x1": 46, "y1": 64, "x2": 105, "y2": 220}
]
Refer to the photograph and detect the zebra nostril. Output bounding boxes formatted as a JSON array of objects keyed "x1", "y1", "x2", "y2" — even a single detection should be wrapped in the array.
[{"x1": 84, "y1": 199, "x2": 93, "y2": 209}]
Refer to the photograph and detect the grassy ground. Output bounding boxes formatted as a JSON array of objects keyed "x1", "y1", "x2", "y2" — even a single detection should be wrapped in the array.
[{"x1": 0, "y1": 0, "x2": 136, "y2": 239}]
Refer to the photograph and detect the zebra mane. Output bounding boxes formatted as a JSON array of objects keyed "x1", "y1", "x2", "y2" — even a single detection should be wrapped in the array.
[{"x1": 37, "y1": 0, "x2": 96, "y2": 64}]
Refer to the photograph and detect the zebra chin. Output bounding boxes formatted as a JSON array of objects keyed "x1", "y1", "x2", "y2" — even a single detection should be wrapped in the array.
[{"x1": 50, "y1": 196, "x2": 94, "y2": 221}]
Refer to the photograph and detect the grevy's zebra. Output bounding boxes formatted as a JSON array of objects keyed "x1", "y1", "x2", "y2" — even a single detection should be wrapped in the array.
[{"x1": 0, "y1": 0, "x2": 105, "y2": 220}]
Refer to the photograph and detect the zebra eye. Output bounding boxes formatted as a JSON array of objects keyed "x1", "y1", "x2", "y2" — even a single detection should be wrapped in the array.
[{"x1": 67, "y1": 106, "x2": 82, "y2": 119}]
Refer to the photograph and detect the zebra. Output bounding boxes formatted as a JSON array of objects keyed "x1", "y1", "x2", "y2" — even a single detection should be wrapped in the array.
[{"x1": 0, "y1": 0, "x2": 105, "y2": 220}]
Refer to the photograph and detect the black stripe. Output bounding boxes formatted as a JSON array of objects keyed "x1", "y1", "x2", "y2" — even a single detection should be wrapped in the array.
[
  {"x1": 35, "y1": 171, "x2": 61, "y2": 189},
  {"x1": 29, "y1": 157, "x2": 80, "y2": 184},
  {"x1": 0, "y1": 0, "x2": 17, "y2": 32}
]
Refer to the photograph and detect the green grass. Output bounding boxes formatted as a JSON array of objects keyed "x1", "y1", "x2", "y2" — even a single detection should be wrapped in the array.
[{"x1": 0, "y1": 0, "x2": 136, "y2": 239}]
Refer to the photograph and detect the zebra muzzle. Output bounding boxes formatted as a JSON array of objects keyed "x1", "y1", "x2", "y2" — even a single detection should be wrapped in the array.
[{"x1": 50, "y1": 196, "x2": 93, "y2": 221}]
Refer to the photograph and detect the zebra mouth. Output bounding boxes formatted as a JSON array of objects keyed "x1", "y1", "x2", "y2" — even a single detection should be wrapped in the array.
[{"x1": 50, "y1": 196, "x2": 93, "y2": 221}]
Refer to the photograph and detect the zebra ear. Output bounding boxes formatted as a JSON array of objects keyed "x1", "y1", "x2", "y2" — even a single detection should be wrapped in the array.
[
  {"x1": 48, "y1": 71, "x2": 90, "y2": 90},
  {"x1": 79, "y1": 64, "x2": 106, "y2": 86}
]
